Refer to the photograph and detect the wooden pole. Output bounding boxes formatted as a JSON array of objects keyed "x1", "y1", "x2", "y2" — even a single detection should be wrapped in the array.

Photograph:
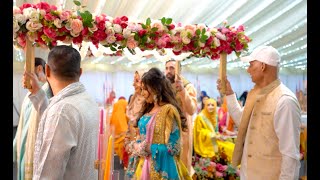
[
  {"x1": 25, "y1": 38, "x2": 35, "y2": 89},
  {"x1": 219, "y1": 52, "x2": 227, "y2": 95},
  {"x1": 175, "y1": 60, "x2": 181, "y2": 78}
]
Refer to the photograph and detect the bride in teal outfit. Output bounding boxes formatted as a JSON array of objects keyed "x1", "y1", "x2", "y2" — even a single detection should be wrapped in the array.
[{"x1": 126, "y1": 67, "x2": 191, "y2": 179}]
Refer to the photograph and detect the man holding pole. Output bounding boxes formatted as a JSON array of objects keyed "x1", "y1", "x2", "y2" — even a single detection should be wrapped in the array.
[
  {"x1": 13, "y1": 57, "x2": 52, "y2": 180},
  {"x1": 217, "y1": 46, "x2": 301, "y2": 179},
  {"x1": 24, "y1": 45, "x2": 99, "y2": 180},
  {"x1": 165, "y1": 59, "x2": 198, "y2": 175}
]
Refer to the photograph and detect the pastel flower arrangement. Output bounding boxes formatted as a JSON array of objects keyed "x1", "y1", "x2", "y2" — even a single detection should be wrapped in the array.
[
  {"x1": 13, "y1": 1, "x2": 252, "y2": 60},
  {"x1": 192, "y1": 150, "x2": 240, "y2": 180}
]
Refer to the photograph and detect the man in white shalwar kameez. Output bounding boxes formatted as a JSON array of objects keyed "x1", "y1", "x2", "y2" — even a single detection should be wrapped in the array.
[
  {"x1": 13, "y1": 57, "x2": 52, "y2": 180},
  {"x1": 25, "y1": 45, "x2": 99, "y2": 180}
]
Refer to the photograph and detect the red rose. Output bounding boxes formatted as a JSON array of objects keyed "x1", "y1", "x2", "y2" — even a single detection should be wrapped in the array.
[
  {"x1": 120, "y1": 16, "x2": 128, "y2": 22},
  {"x1": 115, "y1": 33, "x2": 124, "y2": 41},
  {"x1": 36, "y1": 2, "x2": 51, "y2": 13},
  {"x1": 167, "y1": 24, "x2": 175, "y2": 30}
]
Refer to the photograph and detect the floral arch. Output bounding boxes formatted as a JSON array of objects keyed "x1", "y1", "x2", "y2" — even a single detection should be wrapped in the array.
[{"x1": 13, "y1": 1, "x2": 251, "y2": 92}]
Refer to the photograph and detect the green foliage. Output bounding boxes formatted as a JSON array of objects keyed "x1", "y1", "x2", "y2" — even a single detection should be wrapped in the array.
[
  {"x1": 73, "y1": 0, "x2": 81, "y2": 6},
  {"x1": 79, "y1": 10, "x2": 94, "y2": 28}
]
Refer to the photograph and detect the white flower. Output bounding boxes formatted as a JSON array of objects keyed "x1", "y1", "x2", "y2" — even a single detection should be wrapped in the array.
[
  {"x1": 210, "y1": 28, "x2": 218, "y2": 33},
  {"x1": 26, "y1": 21, "x2": 43, "y2": 32},
  {"x1": 106, "y1": 35, "x2": 116, "y2": 44},
  {"x1": 182, "y1": 37, "x2": 191, "y2": 44},
  {"x1": 38, "y1": 9, "x2": 46, "y2": 17},
  {"x1": 180, "y1": 30, "x2": 188, "y2": 38},
  {"x1": 205, "y1": 31, "x2": 211, "y2": 38},
  {"x1": 213, "y1": 37, "x2": 221, "y2": 47},
  {"x1": 175, "y1": 27, "x2": 184, "y2": 32},
  {"x1": 13, "y1": 6, "x2": 21, "y2": 15},
  {"x1": 29, "y1": 11, "x2": 40, "y2": 22},
  {"x1": 197, "y1": 23, "x2": 206, "y2": 30},
  {"x1": 54, "y1": 18, "x2": 62, "y2": 28},
  {"x1": 14, "y1": 14, "x2": 26, "y2": 24},
  {"x1": 13, "y1": 19, "x2": 20, "y2": 32},
  {"x1": 22, "y1": 7, "x2": 35, "y2": 19},
  {"x1": 105, "y1": 21, "x2": 112, "y2": 28},
  {"x1": 199, "y1": 41, "x2": 205, "y2": 48},
  {"x1": 113, "y1": 24, "x2": 122, "y2": 33},
  {"x1": 122, "y1": 28, "x2": 132, "y2": 38},
  {"x1": 88, "y1": 24, "x2": 98, "y2": 33}
]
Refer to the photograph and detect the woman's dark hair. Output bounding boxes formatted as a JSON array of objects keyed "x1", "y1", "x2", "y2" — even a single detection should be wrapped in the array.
[{"x1": 135, "y1": 67, "x2": 187, "y2": 131}]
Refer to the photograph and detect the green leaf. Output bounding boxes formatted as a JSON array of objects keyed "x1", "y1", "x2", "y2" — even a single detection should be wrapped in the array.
[
  {"x1": 235, "y1": 51, "x2": 241, "y2": 57},
  {"x1": 202, "y1": 28, "x2": 206, "y2": 34},
  {"x1": 166, "y1": 18, "x2": 172, "y2": 25},
  {"x1": 80, "y1": 11, "x2": 94, "y2": 28},
  {"x1": 73, "y1": 0, "x2": 81, "y2": 6},
  {"x1": 142, "y1": 36, "x2": 148, "y2": 44},
  {"x1": 161, "y1": 17, "x2": 166, "y2": 25},
  {"x1": 134, "y1": 33, "x2": 139, "y2": 41},
  {"x1": 141, "y1": 24, "x2": 147, "y2": 29},
  {"x1": 110, "y1": 46, "x2": 116, "y2": 51},
  {"x1": 151, "y1": 27, "x2": 158, "y2": 32},
  {"x1": 146, "y1": 18, "x2": 151, "y2": 26},
  {"x1": 196, "y1": 29, "x2": 201, "y2": 36}
]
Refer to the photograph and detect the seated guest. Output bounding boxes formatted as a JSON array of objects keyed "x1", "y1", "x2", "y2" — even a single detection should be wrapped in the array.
[
  {"x1": 193, "y1": 98, "x2": 235, "y2": 161},
  {"x1": 218, "y1": 96, "x2": 238, "y2": 136}
]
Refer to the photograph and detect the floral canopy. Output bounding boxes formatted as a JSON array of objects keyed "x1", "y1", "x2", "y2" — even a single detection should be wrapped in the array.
[{"x1": 13, "y1": 1, "x2": 251, "y2": 61}]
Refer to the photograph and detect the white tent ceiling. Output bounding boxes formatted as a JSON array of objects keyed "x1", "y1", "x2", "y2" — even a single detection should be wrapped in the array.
[{"x1": 13, "y1": 0, "x2": 307, "y2": 74}]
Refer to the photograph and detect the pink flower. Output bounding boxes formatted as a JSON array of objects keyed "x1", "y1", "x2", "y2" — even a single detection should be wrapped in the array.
[
  {"x1": 238, "y1": 25, "x2": 245, "y2": 31},
  {"x1": 106, "y1": 35, "x2": 116, "y2": 44},
  {"x1": 215, "y1": 171, "x2": 223, "y2": 178},
  {"x1": 127, "y1": 37, "x2": 138, "y2": 49},
  {"x1": 59, "y1": 11, "x2": 71, "y2": 21},
  {"x1": 70, "y1": 19, "x2": 84, "y2": 34},
  {"x1": 152, "y1": 22, "x2": 164, "y2": 32},
  {"x1": 236, "y1": 169, "x2": 240, "y2": 176},
  {"x1": 43, "y1": 27, "x2": 57, "y2": 39},
  {"x1": 113, "y1": 17, "x2": 121, "y2": 24},
  {"x1": 95, "y1": 14, "x2": 106, "y2": 24}
]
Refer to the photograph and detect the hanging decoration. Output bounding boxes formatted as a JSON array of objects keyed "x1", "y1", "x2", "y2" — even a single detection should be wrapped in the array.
[{"x1": 13, "y1": 1, "x2": 251, "y2": 61}]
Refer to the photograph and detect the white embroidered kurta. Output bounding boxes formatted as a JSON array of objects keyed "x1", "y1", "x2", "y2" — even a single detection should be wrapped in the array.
[{"x1": 29, "y1": 82, "x2": 99, "y2": 180}]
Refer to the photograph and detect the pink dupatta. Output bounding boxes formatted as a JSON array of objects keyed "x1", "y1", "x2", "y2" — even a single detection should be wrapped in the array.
[{"x1": 141, "y1": 111, "x2": 159, "y2": 180}]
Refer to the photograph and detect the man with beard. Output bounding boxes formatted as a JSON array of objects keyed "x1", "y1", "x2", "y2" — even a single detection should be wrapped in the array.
[{"x1": 165, "y1": 59, "x2": 197, "y2": 175}]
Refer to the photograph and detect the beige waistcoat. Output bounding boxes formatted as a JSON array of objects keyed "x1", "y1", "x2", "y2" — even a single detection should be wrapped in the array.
[{"x1": 232, "y1": 79, "x2": 299, "y2": 179}]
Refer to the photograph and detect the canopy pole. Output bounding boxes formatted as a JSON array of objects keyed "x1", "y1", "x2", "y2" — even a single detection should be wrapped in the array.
[
  {"x1": 24, "y1": 38, "x2": 35, "y2": 89},
  {"x1": 219, "y1": 52, "x2": 227, "y2": 95}
]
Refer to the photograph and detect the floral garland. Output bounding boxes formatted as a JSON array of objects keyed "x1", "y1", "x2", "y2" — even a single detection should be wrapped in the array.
[{"x1": 13, "y1": 1, "x2": 252, "y2": 60}]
